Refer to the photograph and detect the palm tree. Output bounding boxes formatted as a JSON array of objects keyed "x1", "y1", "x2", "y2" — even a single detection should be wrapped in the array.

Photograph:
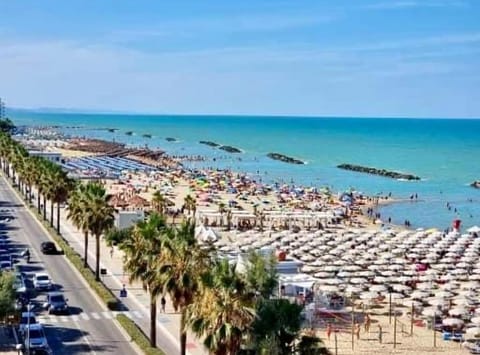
[
  {"x1": 184, "y1": 194, "x2": 197, "y2": 217},
  {"x1": 120, "y1": 213, "x2": 166, "y2": 347},
  {"x1": 84, "y1": 182, "x2": 115, "y2": 281},
  {"x1": 68, "y1": 182, "x2": 92, "y2": 268},
  {"x1": 51, "y1": 169, "x2": 74, "y2": 234},
  {"x1": 151, "y1": 190, "x2": 168, "y2": 215},
  {"x1": 157, "y1": 219, "x2": 211, "y2": 355},
  {"x1": 186, "y1": 259, "x2": 256, "y2": 355}
]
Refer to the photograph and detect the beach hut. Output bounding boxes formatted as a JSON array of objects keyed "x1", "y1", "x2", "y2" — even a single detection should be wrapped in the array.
[{"x1": 127, "y1": 195, "x2": 150, "y2": 210}]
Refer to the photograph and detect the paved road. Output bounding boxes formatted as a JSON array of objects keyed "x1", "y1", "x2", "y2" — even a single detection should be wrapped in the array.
[{"x1": 0, "y1": 175, "x2": 139, "y2": 355}]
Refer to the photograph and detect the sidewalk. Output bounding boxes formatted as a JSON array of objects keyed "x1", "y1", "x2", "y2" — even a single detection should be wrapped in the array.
[{"x1": 39, "y1": 196, "x2": 207, "y2": 355}]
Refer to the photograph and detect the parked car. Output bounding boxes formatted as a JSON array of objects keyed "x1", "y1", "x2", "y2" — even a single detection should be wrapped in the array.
[
  {"x1": 43, "y1": 292, "x2": 69, "y2": 314},
  {"x1": 23, "y1": 324, "x2": 50, "y2": 352},
  {"x1": 33, "y1": 273, "x2": 53, "y2": 291},
  {"x1": 19, "y1": 311, "x2": 37, "y2": 334},
  {"x1": 40, "y1": 242, "x2": 58, "y2": 255},
  {"x1": 0, "y1": 260, "x2": 12, "y2": 270}
]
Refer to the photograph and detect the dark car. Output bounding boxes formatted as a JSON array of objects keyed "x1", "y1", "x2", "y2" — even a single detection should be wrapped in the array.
[
  {"x1": 40, "y1": 242, "x2": 57, "y2": 254},
  {"x1": 44, "y1": 292, "x2": 69, "y2": 314}
]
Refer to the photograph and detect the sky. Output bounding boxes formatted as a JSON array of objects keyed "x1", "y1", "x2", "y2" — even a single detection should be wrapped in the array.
[{"x1": 0, "y1": 0, "x2": 479, "y2": 118}]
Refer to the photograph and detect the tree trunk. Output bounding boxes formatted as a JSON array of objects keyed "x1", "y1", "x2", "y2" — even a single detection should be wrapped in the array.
[
  {"x1": 83, "y1": 231, "x2": 89, "y2": 268},
  {"x1": 56, "y1": 203, "x2": 61, "y2": 234},
  {"x1": 95, "y1": 234, "x2": 100, "y2": 281},
  {"x1": 50, "y1": 201, "x2": 54, "y2": 227},
  {"x1": 37, "y1": 193, "x2": 41, "y2": 213},
  {"x1": 43, "y1": 195, "x2": 47, "y2": 220},
  {"x1": 28, "y1": 185, "x2": 32, "y2": 204},
  {"x1": 180, "y1": 311, "x2": 187, "y2": 355},
  {"x1": 150, "y1": 294, "x2": 157, "y2": 347}
]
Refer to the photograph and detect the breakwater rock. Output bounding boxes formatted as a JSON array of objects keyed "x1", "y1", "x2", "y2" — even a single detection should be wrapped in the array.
[
  {"x1": 166, "y1": 137, "x2": 177, "y2": 142},
  {"x1": 125, "y1": 131, "x2": 134, "y2": 136},
  {"x1": 142, "y1": 134, "x2": 152, "y2": 138},
  {"x1": 199, "y1": 140, "x2": 220, "y2": 147},
  {"x1": 471, "y1": 181, "x2": 480, "y2": 189},
  {"x1": 337, "y1": 164, "x2": 420, "y2": 180},
  {"x1": 219, "y1": 145, "x2": 242, "y2": 153},
  {"x1": 267, "y1": 153, "x2": 304, "y2": 165}
]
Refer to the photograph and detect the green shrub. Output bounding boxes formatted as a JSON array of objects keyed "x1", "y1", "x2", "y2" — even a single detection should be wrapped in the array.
[{"x1": 116, "y1": 314, "x2": 165, "y2": 355}]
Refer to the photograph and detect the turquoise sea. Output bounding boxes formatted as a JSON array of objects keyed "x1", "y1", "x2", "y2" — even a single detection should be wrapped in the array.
[{"x1": 8, "y1": 110, "x2": 480, "y2": 230}]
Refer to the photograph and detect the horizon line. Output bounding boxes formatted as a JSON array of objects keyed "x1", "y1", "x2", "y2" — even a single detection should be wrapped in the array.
[{"x1": 6, "y1": 106, "x2": 480, "y2": 120}]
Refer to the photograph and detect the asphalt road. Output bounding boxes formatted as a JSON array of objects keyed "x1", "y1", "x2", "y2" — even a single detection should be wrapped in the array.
[{"x1": 0, "y1": 175, "x2": 138, "y2": 355}]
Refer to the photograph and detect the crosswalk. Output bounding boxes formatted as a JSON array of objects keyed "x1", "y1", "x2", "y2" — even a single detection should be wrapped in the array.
[{"x1": 36, "y1": 310, "x2": 146, "y2": 324}]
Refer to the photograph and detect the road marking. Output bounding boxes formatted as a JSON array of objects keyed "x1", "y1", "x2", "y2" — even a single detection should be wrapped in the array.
[
  {"x1": 132, "y1": 310, "x2": 143, "y2": 319},
  {"x1": 81, "y1": 313, "x2": 90, "y2": 320},
  {"x1": 91, "y1": 312, "x2": 101, "y2": 320},
  {"x1": 102, "y1": 311, "x2": 113, "y2": 319},
  {"x1": 60, "y1": 315, "x2": 69, "y2": 323},
  {"x1": 71, "y1": 315, "x2": 80, "y2": 322}
]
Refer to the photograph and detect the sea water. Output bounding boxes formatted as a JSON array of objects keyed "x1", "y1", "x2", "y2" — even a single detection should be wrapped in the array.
[{"x1": 9, "y1": 110, "x2": 480, "y2": 230}]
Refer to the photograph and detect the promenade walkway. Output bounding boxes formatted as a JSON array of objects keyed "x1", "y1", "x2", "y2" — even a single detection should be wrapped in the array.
[{"x1": 25, "y1": 191, "x2": 207, "y2": 355}]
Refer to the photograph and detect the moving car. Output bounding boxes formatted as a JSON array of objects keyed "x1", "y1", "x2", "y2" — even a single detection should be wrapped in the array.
[
  {"x1": 43, "y1": 292, "x2": 69, "y2": 314},
  {"x1": 23, "y1": 324, "x2": 50, "y2": 353},
  {"x1": 19, "y1": 311, "x2": 37, "y2": 334},
  {"x1": 40, "y1": 242, "x2": 58, "y2": 255},
  {"x1": 33, "y1": 273, "x2": 53, "y2": 291}
]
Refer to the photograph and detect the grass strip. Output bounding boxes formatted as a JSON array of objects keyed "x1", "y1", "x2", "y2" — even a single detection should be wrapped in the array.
[{"x1": 116, "y1": 314, "x2": 165, "y2": 355}]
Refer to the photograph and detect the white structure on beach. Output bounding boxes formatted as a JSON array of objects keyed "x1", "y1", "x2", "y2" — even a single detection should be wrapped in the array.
[
  {"x1": 28, "y1": 150, "x2": 62, "y2": 163},
  {"x1": 115, "y1": 210, "x2": 144, "y2": 229}
]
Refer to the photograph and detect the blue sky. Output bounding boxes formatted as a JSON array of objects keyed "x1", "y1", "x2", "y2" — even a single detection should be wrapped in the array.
[{"x1": 0, "y1": 0, "x2": 479, "y2": 118}]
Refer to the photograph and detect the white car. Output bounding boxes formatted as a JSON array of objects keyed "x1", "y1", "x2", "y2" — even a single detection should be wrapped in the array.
[
  {"x1": 33, "y1": 273, "x2": 53, "y2": 291},
  {"x1": 23, "y1": 323, "x2": 51, "y2": 352}
]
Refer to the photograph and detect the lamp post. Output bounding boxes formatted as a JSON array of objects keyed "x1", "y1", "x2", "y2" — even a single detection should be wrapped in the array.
[
  {"x1": 387, "y1": 285, "x2": 393, "y2": 324},
  {"x1": 26, "y1": 303, "x2": 34, "y2": 355}
]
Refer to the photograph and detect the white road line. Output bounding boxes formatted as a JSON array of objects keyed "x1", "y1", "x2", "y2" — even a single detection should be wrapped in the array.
[
  {"x1": 60, "y1": 315, "x2": 69, "y2": 323},
  {"x1": 91, "y1": 312, "x2": 101, "y2": 320},
  {"x1": 80, "y1": 313, "x2": 90, "y2": 320},
  {"x1": 102, "y1": 312, "x2": 113, "y2": 319},
  {"x1": 71, "y1": 315, "x2": 80, "y2": 322},
  {"x1": 132, "y1": 310, "x2": 143, "y2": 319}
]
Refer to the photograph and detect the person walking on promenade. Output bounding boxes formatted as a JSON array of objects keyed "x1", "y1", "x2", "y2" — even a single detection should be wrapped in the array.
[
  {"x1": 364, "y1": 313, "x2": 371, "y2": 333},
  {"x1": 326, "y1": 323, "x2": 332, "y2": 341},
  {"x1": 161, "y1": 296, "x2": 166, "y2": 313}
]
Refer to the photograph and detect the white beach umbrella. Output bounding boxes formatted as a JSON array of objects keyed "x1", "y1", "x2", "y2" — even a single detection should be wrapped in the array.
[
  {"x1": 423, "y1": 307, "x2": 442, "y2": 317},
  {"x1": 345, "y1": 285, "x2": 363, "y2": 295},
  {"x1": 470, "y1": 317, "x2": 480, "y2": 325},
  {"x1": 465, "y1": 327, "x2": 480, "y2": 337},
  {"x1": 448, "y1": 307, "x2": 467, "y2": 317},
  {"x1": 428, "y1": 298, "x2": 448, "y2": 307},
  {"x1": 416, "y1": 283, "x2": 434, "y2": 291},
  {"x1": 319, "y1": 285, "x2": 340, "y2": 292},
  {"x1": 411, "y1": 290, "x2": 430, "y2": 299},
  {"x1": 436, "y1": 290, "x2": 455, "y2": 298},
  {"x1": 442, "y1": 318, "x2": 464, "y2": 327},
  {"x1": 360, "y1": 292, "x2": 379, "y2": 300},
  {"x1": 370, "y1": 284, "x2": 387, "y2": 293},
  {"x1": 392, "y1": 284, "x2": 411, "y2": 292},
  {"x1": 467, "y1": 226, "x2": 480, "y2": 233}
]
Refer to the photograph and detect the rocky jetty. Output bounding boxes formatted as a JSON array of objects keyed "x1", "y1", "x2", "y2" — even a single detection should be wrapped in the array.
[
  {"x1": 166, "y1": 137, "x2": 177, "y2": 142},
  {"x1": 471, "y1": 181, "x2": 480, "y2": 189},
  {"x1": 142, "y1": 134, "x2": 152, "y2": 138},
  {"x1": 199, "y1": 140, "x2": 220, "y2": 147},
  {"x1": 337, "y1": 164, "x2": 420, "y2": 180},
  {"x1": 125, "y1": 131, "x2": 134, "y2": 136},
  {"x1": 219, "y1": 145, "x2": 242, "y2": 153},
  {"x1": 267, "y1": 153, "x2": 304, "y2": 165}
]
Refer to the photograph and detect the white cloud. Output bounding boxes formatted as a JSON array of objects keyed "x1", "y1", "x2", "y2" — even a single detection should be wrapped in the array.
[{"x1": 364, "y1": 0, "x2": 468, "y2": 10}]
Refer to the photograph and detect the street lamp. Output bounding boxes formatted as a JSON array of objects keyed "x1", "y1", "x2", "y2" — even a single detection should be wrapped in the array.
[{"x1": 26, "y1": 303, "x2": 34, "y2": 355}]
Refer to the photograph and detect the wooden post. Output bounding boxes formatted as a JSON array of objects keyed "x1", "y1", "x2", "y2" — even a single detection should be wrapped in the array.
[
  {"x1": 410, "y1": 302, "x2": 414, "y2": 336},
  {"x1": 351, "y1": 302, "x2": 355, "y2": 351},
  {"x1": 389, "y1": 292, "x2": 392, "y2": 324},
  {"x1": 433, "y1": 316, "x2": 437, "y2": 348},
  {"x1": 393, "y1": 304, "x2": 397, "y2": 349}
]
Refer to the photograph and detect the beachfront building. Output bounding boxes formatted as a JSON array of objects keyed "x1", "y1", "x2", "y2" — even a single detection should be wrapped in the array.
[{"x1": 28, "y1": 150, "x2": 62, "y2": 163}]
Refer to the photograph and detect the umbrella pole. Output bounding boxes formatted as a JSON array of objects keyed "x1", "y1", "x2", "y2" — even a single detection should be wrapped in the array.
[
  {"x1": 433, "y1": 316, "x2": 437, "y2": 348},
  {"x1": 351, "y1": 302, "x2": 355, "y2": 351},
  {"x1": 410, "y1": 302, "x2": 414, "y2": 336},
  {"x1": 389, "y1": 292, "x2": 392, "y2": 324},
  {"x1": 393, "y1": 304, "x2": 397, "y2": 349}
]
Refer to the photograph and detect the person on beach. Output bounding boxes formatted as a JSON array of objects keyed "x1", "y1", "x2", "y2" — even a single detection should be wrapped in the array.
[
  {"x1": 326, "y1": 323, "x2": 332, "y2": 341},
  {"x1": 355, "y1": 323, "x2": 361, "y2": 340},
  {"x1": 364, "y1": 314, "x2": 371, "y2": 333}
]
